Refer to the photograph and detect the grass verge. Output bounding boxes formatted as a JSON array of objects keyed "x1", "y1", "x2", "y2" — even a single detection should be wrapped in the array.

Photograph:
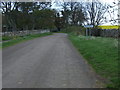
[
  {"x1": 68, "y1": 33, "x2": 119, "y2": 88},
  {"x1": 2, "y1": 32, "x2": 52, "y2": 48}
]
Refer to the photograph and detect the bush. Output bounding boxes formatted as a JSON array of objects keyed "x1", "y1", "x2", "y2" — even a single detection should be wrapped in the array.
[
  {"x1": 62, "y1": 26, "x2": 86, "y2": 35},
  {"x1": 2, "y1": 36, "x2": 19, "y2": 41},
  {"x1": 91, "y1": 27, "x2": 101, "y2": 36},
  {"x1": 2, "y1": 36, "x2": 13, "y2": 41}
]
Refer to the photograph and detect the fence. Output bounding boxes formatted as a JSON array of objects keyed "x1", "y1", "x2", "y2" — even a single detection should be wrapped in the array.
[
  {"x1": 100, "y1": 29, "x2": 119, "y2": 38},
  {"x1": 1, "y1": 29, "x2": 50, "y2": 37},
  {"x1": 87, "y1": 29, "x2": 119, "y2": 38}
]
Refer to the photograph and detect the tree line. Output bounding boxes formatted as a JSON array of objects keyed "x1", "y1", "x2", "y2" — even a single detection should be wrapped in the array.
[
  {"x1": 2, "y1": 2, "x2": 55, "y2": 32},
  {"x1": 1, "y1": 0, "x2": 117, "y2": 33}
]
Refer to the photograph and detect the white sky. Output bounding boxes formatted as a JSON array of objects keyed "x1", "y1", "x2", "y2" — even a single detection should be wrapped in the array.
[{"x1": 51, "y1": 0, "x2": 118, "y2": 25}]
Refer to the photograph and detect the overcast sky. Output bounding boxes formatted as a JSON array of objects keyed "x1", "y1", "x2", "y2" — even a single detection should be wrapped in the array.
[{"x1": 51, "y1": 0, "x2": 118, "y2": 25}]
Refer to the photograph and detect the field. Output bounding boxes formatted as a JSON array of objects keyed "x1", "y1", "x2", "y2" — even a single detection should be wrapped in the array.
[
  {"x1": 69, "y1": 33, "x2": 119, "y2": 88},
  {"x1": 98, "y1": 25, "x2": 119, "y2": 29}
]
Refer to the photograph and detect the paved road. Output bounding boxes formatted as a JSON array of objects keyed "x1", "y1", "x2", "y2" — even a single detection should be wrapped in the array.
[{"x1": 3, "y1": 33, "x2": 100, "y2": 88}]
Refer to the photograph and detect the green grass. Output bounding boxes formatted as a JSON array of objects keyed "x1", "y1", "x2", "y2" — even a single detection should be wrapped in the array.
[
  {"x1": 2, "y1": 36, "x2": 17, "y2": 41},
  {"x1": 2, "y1": 32, "x2": 52, "y2": 48},
  {"x1": 68, "y1": 33, "x2": 119, "y2": 88}
]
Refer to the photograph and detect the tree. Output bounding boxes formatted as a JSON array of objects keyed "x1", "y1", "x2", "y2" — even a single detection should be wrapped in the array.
[
  {"x1": 55, "y1": 13, "x2": 64, "y2": 31},
  {"x1": 83, "y1": 0, "x2": 110, "y2": 36},
  {"x1": 107, "y1": 1, "x2": 119, "y2": 25},
  {"x1": 33, "y1": 9, "x2": 56, "y2": 30},
  {"x1": 60, "y1": 2, "x2": 86, "y2": 26},
  {"x1": 1, "y1": 2, "x2": 17, "y2": 31},
  {"x1": 84, "y1": 0, "x2": 109, "y2": 26},
  {"x1": 60, "y1": 2, "x2": 70, "y2": 26},
  {"x1": 69, "y1": 2, "x2": 86, "y2": 26},
  {"x1": 1, "y1": 2, "x2": 53, "y2": 32}
]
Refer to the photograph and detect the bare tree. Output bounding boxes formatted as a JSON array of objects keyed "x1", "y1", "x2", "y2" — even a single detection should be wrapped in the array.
[
  {"x1": 107, "y1": 1, "x2": 119, "y2": 25},
  {"x1": 85, "y1": 0, "x2": 109, "y2": 26},
  {"x1": 1, "y1": 2, "x2": 17, "y2": 31},
  {"x1": 55, "y1": 1, "x2": 86, "y2": 26}
]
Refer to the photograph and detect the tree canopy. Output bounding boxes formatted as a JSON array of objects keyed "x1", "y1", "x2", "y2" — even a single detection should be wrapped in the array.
[{"x1": 1, "y1": 1, "x2": 117, "y2": 32}]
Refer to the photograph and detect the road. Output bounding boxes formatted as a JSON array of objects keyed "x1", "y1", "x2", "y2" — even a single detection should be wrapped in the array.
[{"x1": 3, "y1": 33, "x2": 100, "y2": 88}]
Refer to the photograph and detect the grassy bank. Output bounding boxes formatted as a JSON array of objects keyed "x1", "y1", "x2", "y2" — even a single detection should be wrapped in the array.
[
  {"x1": 68, "y1": 33, "x2": 119, "y2": 88},
  {"x1": 2, "y1": 32, "x2": 52, "y2": 48}
]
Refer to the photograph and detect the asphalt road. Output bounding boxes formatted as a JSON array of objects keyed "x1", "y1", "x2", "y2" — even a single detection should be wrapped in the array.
[{"x1": 3, "y1": 33, "x2": 100, "y2": 88}]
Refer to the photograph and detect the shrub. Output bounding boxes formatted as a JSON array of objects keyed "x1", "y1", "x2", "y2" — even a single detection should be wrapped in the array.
[{"x1": 62, "y1": 26, "x2": 86, "y2": 35}]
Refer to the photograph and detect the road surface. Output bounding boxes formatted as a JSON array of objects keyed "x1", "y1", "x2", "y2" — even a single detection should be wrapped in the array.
[{"x1": 3, "y1": 33, "x2": 101, "y2": 88}]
